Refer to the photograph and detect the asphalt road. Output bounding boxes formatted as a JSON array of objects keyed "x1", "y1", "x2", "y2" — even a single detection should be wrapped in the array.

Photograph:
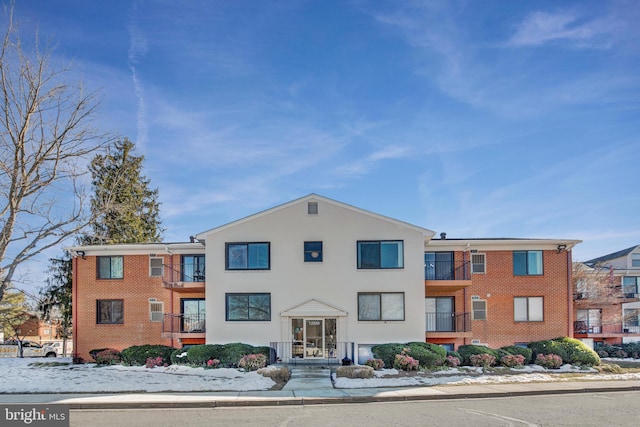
[{"x1": 70, "y1": 390, "x2": 640, "y2": 427}]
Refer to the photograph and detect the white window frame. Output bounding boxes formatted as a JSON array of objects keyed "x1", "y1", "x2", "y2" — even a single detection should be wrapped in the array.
[
  {"x1": 472, "y1": 299, "x2": 487, "y2": 320},
  {"x1": 514, "y1": 296, "x2": 543, "y2": 322},
  {"x1": 149, "y1": 257, "x2": 164, "y2": 277},
  {"x1": 471, "y1": 253, "x2": 486, "y2": 274},
  {"x1": 149, "y1": 299, "x2": 164, "y2": 322}
]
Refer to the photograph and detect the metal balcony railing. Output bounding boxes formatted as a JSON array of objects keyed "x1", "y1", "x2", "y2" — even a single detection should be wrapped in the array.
[
  {"x1": 425, "y1": 260, "x2": 470, "y2": 281},
  {"x1": 162, "y1": 313, "x2": 206, "y2": 334},
  {"x1": 268, "y1": 342, "x2": 355, "y2": 364},
  {"x1": 426, "y1": 312, "x2": 470, "y2": 332}
]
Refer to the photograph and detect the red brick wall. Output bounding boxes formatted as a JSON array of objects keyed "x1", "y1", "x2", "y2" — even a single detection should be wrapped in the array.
[{"x1": 73, "y1": 254, "x2": 195, "y2": 361}]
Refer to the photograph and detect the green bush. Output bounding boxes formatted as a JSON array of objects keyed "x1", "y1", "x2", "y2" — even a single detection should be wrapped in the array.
[
  {"x1": 529, "y1": 337, "x2": 600, "y2": 367},
  {"x1": 121, "y1": 345, "x2": 175, "y2": 366},
  {"x1": 371, "y1": 343, "x2": 407, "y2": 368},
  {"x1": 406, "y1": 342, "x2": 446, "y2": 368},
  {"x1": 500, "y1": 346, "x2": 533, "y2": 364},
  {"x1": 170, "y1": 348, "x2": 190, "y2": 365},
  {"x1": 187, "y1": 344, "x2": 225, "y2": 366},
  {"x1": 446, "y1": 350, "x2": 462, "y2": 361},
  {"x1": 89, "y1": 348, "x2": 111, "y2": 362},
  {"x1": 457, "y1": 345, "x2": 500, "y2": 366},
  {"x1": 93, "y1": 349, "x2": 123, "y2": 365},
  {"x1": 220, "y1": 343, "x2": 257, "y2": 367}
]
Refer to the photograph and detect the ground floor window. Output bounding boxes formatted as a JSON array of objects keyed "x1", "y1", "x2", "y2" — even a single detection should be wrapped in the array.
[
  {"x1": 97, "y1": 299, "x2": 124, "y2": 324},
  {"x1": 226, "y1": 293, "x2": 271, "y2": 321},
  {"x1": 358, "y1": 292, "x2": 405, "y2": 321}
]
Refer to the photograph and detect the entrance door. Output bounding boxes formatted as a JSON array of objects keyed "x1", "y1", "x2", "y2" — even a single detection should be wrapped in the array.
[{"x1": 291, "y1": 318, "x2": 337, "y2": 359}]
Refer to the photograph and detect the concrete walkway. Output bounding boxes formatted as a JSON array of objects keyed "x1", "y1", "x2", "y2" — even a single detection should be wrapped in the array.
[{"x1": 4, "y1": 373, "x2": 640, "y2": 409}]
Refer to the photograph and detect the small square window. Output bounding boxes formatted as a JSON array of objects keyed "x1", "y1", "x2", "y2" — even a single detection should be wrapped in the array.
[
  {"x1": 97, "y1": 256, "x2": 124, "y2": 279},
  {"x1": 308, "y1": 202, "x2": 318, "y2": 215},
  {"x1": 97, "y1": 299, "x2": 124, "y2": 324},
  {"x1": 304, "y1": 241, "x2": 323, "y2": 262},
  {"x1": 513, "y1": 251, "x2": 543, "y2": 276}
]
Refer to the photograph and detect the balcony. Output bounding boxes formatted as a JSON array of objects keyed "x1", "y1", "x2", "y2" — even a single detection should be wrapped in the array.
[
  {"x1": 425, "y1": 260, "x2": 472, "y2": 292},
  {"x1": 573, "y1": 321, "x2": 640, "y2": 337},
  {"x1": 161, "y1": 313, "x2": 206, "y2": 339},
  {"x1": 425, "y1": 312, "x2": 472, "y2": 339},
  {"x1": 161, "y1": 262, "x2": 205, "y2": 293}
]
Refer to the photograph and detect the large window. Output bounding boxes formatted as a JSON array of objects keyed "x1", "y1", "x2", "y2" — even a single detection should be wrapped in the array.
[
  {"x1": 182, "y1": 255, "x2": 206, "y2": 281},
  {"x1": 226, "y1": 243, "x2": 270, "y2": 270},
  {"x1": 632, "y1": 254, "x2": 640, "y2": 267},
  {"x1": 226, "y1": 293, "x2": 271, "y2": 321},
  {"x1": 358, "y1": 292, "x2": 405, "y2": 321},
  {"x1": 513, "y1": 251, "x2": 543, "y2": 276},
  {"x1": 97, "y1": 256, "x2": 123, "y2": 279},
  {"x1": 97, "y1": 300, "x2": 124, "y2": 324},
  {"x1": 514, "y1": 297, "x2": 543, "y2": 322},
  {"x1": 357, "y1": 241, "x2": 404, "y2": 269},
  {"x1": 623, "y1": 277, "x2": 640, "y2": 296}
]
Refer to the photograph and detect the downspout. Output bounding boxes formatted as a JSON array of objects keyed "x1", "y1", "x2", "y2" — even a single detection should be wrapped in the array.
[
  {"x1": 72, "y1": 255, "x2": 78, "y2": 362},
  {"x1": 567, "y1": 249, "x2": 573, "y2": 338},
  {"x1": 170, "y1": 253, "x2": 174, "y2": 348}
]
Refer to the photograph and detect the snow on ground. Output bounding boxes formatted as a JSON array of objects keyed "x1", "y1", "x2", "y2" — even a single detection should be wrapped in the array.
[{"x1": 2, "y1": 357, "x2": 640, "y2": 393}]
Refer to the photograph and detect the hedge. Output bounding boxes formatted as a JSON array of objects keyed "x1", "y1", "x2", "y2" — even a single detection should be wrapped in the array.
[
  {"x1": 121, "y1": 345, "x2": 175, "y2": 366},
  {"x1": 528, "y1": 337, "x2": 599, "y2": 367},
  {"x1": 457, "y1": 345, "x2": 500, "y2": 366}
]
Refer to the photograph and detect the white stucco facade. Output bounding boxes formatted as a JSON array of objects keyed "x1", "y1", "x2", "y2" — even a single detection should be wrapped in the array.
[{"x1": 197, "y1": 194, "x2": 434, "y2": 359}]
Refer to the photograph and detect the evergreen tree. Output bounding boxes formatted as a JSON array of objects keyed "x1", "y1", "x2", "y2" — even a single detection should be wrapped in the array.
[
  {"x1": 38, "y1": 253, "x2": 72, "y2": 355},
  {"x1": 81, "y1": 139, "x2": 163, "y2": 244}
]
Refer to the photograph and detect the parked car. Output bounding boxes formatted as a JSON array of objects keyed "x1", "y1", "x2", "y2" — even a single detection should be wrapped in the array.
[
  {"x1": 41, "y1": 341, "x2": 72, "y2": 356},
  {"x1": 0, "y1": 340, "x2": 57, "y2": 357}
]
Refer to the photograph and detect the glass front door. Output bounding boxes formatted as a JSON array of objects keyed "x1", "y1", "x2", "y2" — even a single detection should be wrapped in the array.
[{"x1": 291, "y1": 318, "x2": 337, "y2": 359}]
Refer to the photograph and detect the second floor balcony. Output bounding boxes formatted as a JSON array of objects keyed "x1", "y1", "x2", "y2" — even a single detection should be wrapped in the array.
[
  {"x1": 161, "y1": 258, "x2": 205, "y2": 292},
  {"x1": 162, "y1": 313, "x2": 206, "y2": 339},
  {"x1": 424, "y1": 259, "x2": 472, "y2": 292},
  {"x1": 426, "y1": 312, "x2": 471, "y2": 333}
]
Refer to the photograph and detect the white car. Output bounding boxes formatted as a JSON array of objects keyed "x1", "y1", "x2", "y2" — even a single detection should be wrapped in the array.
[{"x1": 0, "y1": 340, "x2": 57, "y2": 357}]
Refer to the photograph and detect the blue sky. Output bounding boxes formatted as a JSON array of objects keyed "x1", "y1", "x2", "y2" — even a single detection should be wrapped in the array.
[{"x1": 9, "y1": 0, "x2": 640, "y2": 291}]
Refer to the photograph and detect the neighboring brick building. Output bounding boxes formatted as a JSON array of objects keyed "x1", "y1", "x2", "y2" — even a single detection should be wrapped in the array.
[
  {"x1": 69, "y1": 194, "x2": 581, "y2": 362},
  {"x1": 573, "y1": 245, "x2": 640, "y2": 347}
]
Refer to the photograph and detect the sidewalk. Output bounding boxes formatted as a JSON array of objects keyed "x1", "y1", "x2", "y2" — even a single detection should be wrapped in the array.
[{"x1": 3, "y1": 379, "x2": 640, "y2": 409}]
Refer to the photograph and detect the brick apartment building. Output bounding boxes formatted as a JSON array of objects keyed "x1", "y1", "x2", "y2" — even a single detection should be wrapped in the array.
[{"x1": 69, "y1": 194, "x2": 581, "y2": 362}]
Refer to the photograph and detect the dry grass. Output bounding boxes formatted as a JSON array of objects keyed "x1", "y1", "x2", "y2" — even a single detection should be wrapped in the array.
[
  {"x1": 335, "y1": 365, "x2": 374, "y2": 379},
  {"x1": 257, "y1": 366, "x2": 290, "y2": 382}
]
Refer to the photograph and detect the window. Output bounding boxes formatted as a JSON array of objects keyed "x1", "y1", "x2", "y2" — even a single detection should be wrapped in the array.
[
  {"x1": 514, "y1": 297, "x2": 543, "y2": 322},
  {"x1": 472, "y1": 299, "x2": 487, "y2": 320},
  {"x1": 226, "y1": 243, "x2": 270, "y2": 270},
  {"x1": 97, "y1": 300, "x2": 124, "y2": 324},
  {"x1": 357, "y1": 241, "x2": 404, "y2": 269},
  {"x1": 308, "y1": 201, "x2": 318, "y2": 215},
  {"x1": 632, "y1": 254, "x2": 640, "y2": 267},
  {"x1": 97, "y1": 256, "x2": 123, "y2": 279},
  {"x1": 623, "y1": 277, "x2": 639, "y2": 296},
  {"x1": 226, "y1": 293, "x2": 271, "y2": 321},
  {"x1": 425, "y1": 297, "x2": 454, "y2": 331},
  {"x1": 182, "y1": 255, "x2": 205, "y2": 281},
  {"x1": 471, "y1": 253, "x2": 486, "y2": 274},
  {"x1": 149, "y1": 299, "x2": 164, "y2": 322},
  {"x1": 304, "y1": 241, "x2": 323, "y2": 262},
  {"x1": 150, "y1": 257, "x2": 163, "y2": 277},
  {"x1": 181, "y1": 298, "x2": 205, "y2": 331},
  {"x1": 513, "y1": 251, "x2": 543, "y2": 276},
  {"x1": 358, "y1": 292, "x2": 405, "y2": 321}
]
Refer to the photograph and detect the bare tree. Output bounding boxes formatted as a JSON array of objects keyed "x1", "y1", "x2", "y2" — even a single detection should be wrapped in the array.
[{"x1": 0, "y1": 6, "x2": 111, "y2": 301}]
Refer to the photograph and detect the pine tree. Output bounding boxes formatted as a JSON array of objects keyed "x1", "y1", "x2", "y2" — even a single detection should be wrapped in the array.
[
  {"x1": 81, "y1": 139, "x2": 164, "y2": 244},
  {"x1": 38, "y1": 253, "x2": 72, "y2": 355}
]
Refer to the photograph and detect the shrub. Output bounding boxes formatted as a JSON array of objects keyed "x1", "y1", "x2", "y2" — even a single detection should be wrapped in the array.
[
  {"x1": 597, "y1": 363, "x2": 624, "y2": 374},
  {"x1": 335, "y1": 365, "x2": 374, "y2": 379},
  {"x1": 145, "y1": 356, "x2": 167, "y2": 369},
  {"x1": 206, "y1": 359, "x2": 220, "y2": 369},
  {"x1": 220, "y1": 343, "x2": 257, "y2": 368},
  {"x1": 447, "y1": 350, "x2": 461, "y2": 361},
  {"x1": 529, "y1": 337, "x2": 600, "y2": 367},
  {"x1": 394, "y1": 353, "x2": 419, "y2": 371},
  {"x1": 170, "y1": 348, "x2": 189, "y2": 365},
  {"x1": 500, "y1": 354, "x2": 525, "y2": 368},
  {"x1": 406, "y1": 342, "x2": 446, "y2": 369},
  {"x1": 121, "y1": 345, "x2": 175, "y2": 366},
  {"x1": 93, "y1": 349, "x2": 123, "y2": 365},
  {"x1": 89, "y1": 348, "x2": 111, "y2": 362},
  {"x1": 444, "y1": 355, "x2": 460, "y2": 368},
  {"x1": 500, "y1": 346, "x2": 533, "y2": 364},
  {"x1": 187, "y1": 344, "x2": 225, "y2": 366},
  {"x1": 458, "y1": 345, "x2": 500, "y2": 366},
  {"x1": 364, "y1": 358, "x2": 385, "y2": 370},
  {"x1": 238, "y1": 354, "x2": 267, "y2": 371},
  {"x1": 535, "y1": 353, "x2": 563, "y2": 369},
  {"x1": 371, "y1": 343, "x2": 407, "y2": 369},
  {"x1": 470, "y1": 353, "x2": 496, "y2": 368}
]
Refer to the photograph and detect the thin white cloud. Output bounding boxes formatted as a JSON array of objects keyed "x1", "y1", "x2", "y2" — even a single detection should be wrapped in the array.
[
  {"x1": 334, "y1": 145, "x2": 412, "y2": 176},
  {"x1": 508, "y1": 10, "x2": 616, "y2": 48},
  {"x1": 128, "y1": 2, "x2": 149, "y2": 147}
]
